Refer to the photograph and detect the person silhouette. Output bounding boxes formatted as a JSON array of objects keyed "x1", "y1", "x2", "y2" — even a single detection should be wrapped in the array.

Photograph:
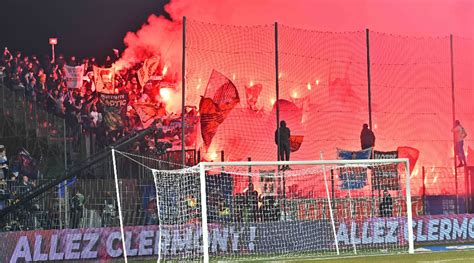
[
  {"x1": 360, "y1": 123, "x2": 375, "y2": 150},
  {"x1": 275, "y1": 120, "x2": 291, "y2": 170},
  {"x1": 452, "y1": 120, "x2": 467, "y2": 167}
]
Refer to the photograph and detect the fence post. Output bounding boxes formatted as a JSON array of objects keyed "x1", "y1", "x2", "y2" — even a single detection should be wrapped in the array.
[
  {"x1": 1, "y1": 83, "x2": 4, "y2": 113},
  {"x1": 220, "y1": 150, "x2": 225, "y2": 172},
  {"x1": 331, "y1": 169, "x2": 335, "y2": 210},
  {"x1": 466, "y1": 168, "x2": 471, "y2": 213},
  {"x1": 274, "y1": 21, "x2": 286, "y2": 220},
  {"x1": 274, "y1": 22, "x2": 280, "y2": 162},
  {"x1": 366, "y1": 28, "x2": 373, "y2": 130},
  {"x1": 449, "y1": 34, "x2": 459, "y2": 214},
  {"x1": 181, "y1": 16, "x2": 187, "y2": 167},
  {"x1": 24, "y1": 96, "x2": 28, "y2": 149},
  {"x1": 422, "y1": 166, "x2": 426, "y2": 215},
  {"x1": 63, "y1": 118, "x2": 69, "y2": 228}
]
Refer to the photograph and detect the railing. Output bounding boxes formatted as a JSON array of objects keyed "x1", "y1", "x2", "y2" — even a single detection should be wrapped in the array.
[{"x1": 0, "y1": 78, "x2": 199, "y2": 230}]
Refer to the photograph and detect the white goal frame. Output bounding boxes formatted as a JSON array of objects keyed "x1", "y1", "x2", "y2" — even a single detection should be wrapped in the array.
[{"x1": 198, "y1": 158, "x2": 414, "y2": 263}]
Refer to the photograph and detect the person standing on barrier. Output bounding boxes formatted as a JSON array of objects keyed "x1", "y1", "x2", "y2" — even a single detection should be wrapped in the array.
[
  {"x1": 360, "y1": 123, "x2": 375, "y2": 150},
  {"x1": 452, "y1": 120, "x2": 467, "y2": 168},
  {"x1": 275, "y1": 120, "x2": 291, "y2": 170}
]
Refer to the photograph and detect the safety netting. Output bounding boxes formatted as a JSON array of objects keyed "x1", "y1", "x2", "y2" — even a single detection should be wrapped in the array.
[
  {"x1": 454, "y1": 36, "x2": 474, "y2": 168},
  {"x1": 185, "y1": 20, "x2": 276, "y2": 161},
  {"x1": 370, "y1": 33, "x2": 453, "y2": 196},
  {"x1": 184, "y1": 19, "x2": 473, "y2": 199}
]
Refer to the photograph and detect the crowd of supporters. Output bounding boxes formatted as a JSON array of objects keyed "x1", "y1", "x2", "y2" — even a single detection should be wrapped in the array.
[{"x1": 0, "y1": 48, "x2": 175, "y2": 153}]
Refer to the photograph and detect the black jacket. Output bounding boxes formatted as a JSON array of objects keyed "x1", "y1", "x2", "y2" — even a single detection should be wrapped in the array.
[
  {"x1": 275, "y1": 126, "x2": 291, "y2": 145},
  {"x1": 360, "y1": 127, "x2": 375, "y2": 149}
]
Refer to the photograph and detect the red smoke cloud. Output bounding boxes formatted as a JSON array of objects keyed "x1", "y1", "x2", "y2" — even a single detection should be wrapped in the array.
[
  {"x1": 117, "y1": 0, "x2": 473, "y2": 70},
  {"x1": 111, "y1": 0, "x2": 472, "y2": 198},
  {"x1": 116, "y1": 16, "x2": 181, "y2": 70}
]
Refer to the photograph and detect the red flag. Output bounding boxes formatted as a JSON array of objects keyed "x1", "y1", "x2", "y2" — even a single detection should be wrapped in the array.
[
  {"x1": 397, "y1": 146, "x2": 420, "y2": 174},
  {"x1": 290, "y1": 135, "x2": 304, "y2": 152},
  {"x1": 200, "y1": 70, "x2": 240, "y2": 149},
  {"x1": 272, "y1": 99, "x2": 303, "y2": 127},
  {"x1": 245, "y1": 83, "x2": 263, "y2": 110}
]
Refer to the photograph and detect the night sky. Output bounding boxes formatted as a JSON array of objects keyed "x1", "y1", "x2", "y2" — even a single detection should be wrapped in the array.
[{"x1": 0, "y1": 0, "x2": 169, "y2": 61}]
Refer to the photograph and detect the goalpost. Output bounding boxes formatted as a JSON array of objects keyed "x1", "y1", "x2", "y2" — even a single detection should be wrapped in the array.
[{"x1": 111, "y1": 150, "x2": 414, "y2": 262}]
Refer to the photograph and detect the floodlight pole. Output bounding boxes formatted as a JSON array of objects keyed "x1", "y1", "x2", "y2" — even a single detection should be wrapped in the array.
[
  {"x1": 63, "y1": 119, "x2": 69, "y2": 228},
  {"x1": 49, "y1": 38, "x2": 58, "y2": 63},
  {"x1": 51, "y1": 44, "x2": 56, "y2": 63}
]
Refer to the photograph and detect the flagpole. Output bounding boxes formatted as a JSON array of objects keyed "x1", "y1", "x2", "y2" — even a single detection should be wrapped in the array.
[{"x1": 181, "y1": 16, "x2": 187, "y2": 166}]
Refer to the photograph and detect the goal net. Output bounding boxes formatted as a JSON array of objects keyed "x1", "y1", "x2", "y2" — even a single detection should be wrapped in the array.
[{"x1": 112, "y1": 150, "x2": 413, "y2": 262}]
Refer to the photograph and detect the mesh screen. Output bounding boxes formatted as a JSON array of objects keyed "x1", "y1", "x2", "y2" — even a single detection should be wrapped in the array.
[
  {"x1": 370, "y1": 33, "x2": 452, "y2": 196},
  {"x1": 453, "y1": 36, "x2": 474, "y2": 167},
  {"x1": 185, "y1": 20, "x2": 276, "y2": 162},
  {"x1": 279, "y1": 26, "x2": 368, "y2": 161},
  {"x1": 185, "y1": 20, "x2": 474, "y2": 202}
]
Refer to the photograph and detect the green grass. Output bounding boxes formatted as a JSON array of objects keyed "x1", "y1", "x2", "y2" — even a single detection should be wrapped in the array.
[
  {"x1": 274, "y1": 250, "x2": 474, "y2": 263},
  {"x1": 124, "y1": 249, "x2": 474, "y2": 263}
]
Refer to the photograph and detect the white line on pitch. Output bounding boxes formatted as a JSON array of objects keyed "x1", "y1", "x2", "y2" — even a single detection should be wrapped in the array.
[{"x1": 417, "y1": 258, "x2": 474, "y2": 263}]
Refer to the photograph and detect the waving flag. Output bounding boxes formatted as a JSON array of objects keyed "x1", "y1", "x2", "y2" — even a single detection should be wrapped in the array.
[
  {"x1": 137, "y1": 56, "x2": 161, "y2": 87},
  {"x1": 93, "y1": 66, "x2": 115, "y2": 94},
  {"x1": 272, "y1": 99, "x2": 303, "y2": 127},
  {"x1": 245, "y1": 83, "x2": 263, "y2": 110},
  {"x1": 199, "y1": 70, "x2": 240, "y2": 149},
  {"x1": 397, "y1": 146, "x2": 420, "y2": 174},
  {"x1": 289, "y1": 135, "x2": 304, "y2": 152},
  {"x1": 133, "y1": 103, "x2": 167, "y2": 129},
  {"x1": 64, "y1": 64, "x2": 84, "y2": 89}
]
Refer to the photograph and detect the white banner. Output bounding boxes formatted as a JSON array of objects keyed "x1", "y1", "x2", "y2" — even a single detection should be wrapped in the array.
[
  {"x1": 64, "y1": 65, "x2": 84, "y2": 89},
  {"x1": 137, "y1": 56, "x2": 160, "y2": 87}
]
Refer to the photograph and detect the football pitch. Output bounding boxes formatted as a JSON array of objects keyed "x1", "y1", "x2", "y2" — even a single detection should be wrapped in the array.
[
  {"x1": 128, "y1": 249, "x2": 474, "y2": 263},
  {"x1": 270, "y1": 250, "x2": 474, "y2": 263}
]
